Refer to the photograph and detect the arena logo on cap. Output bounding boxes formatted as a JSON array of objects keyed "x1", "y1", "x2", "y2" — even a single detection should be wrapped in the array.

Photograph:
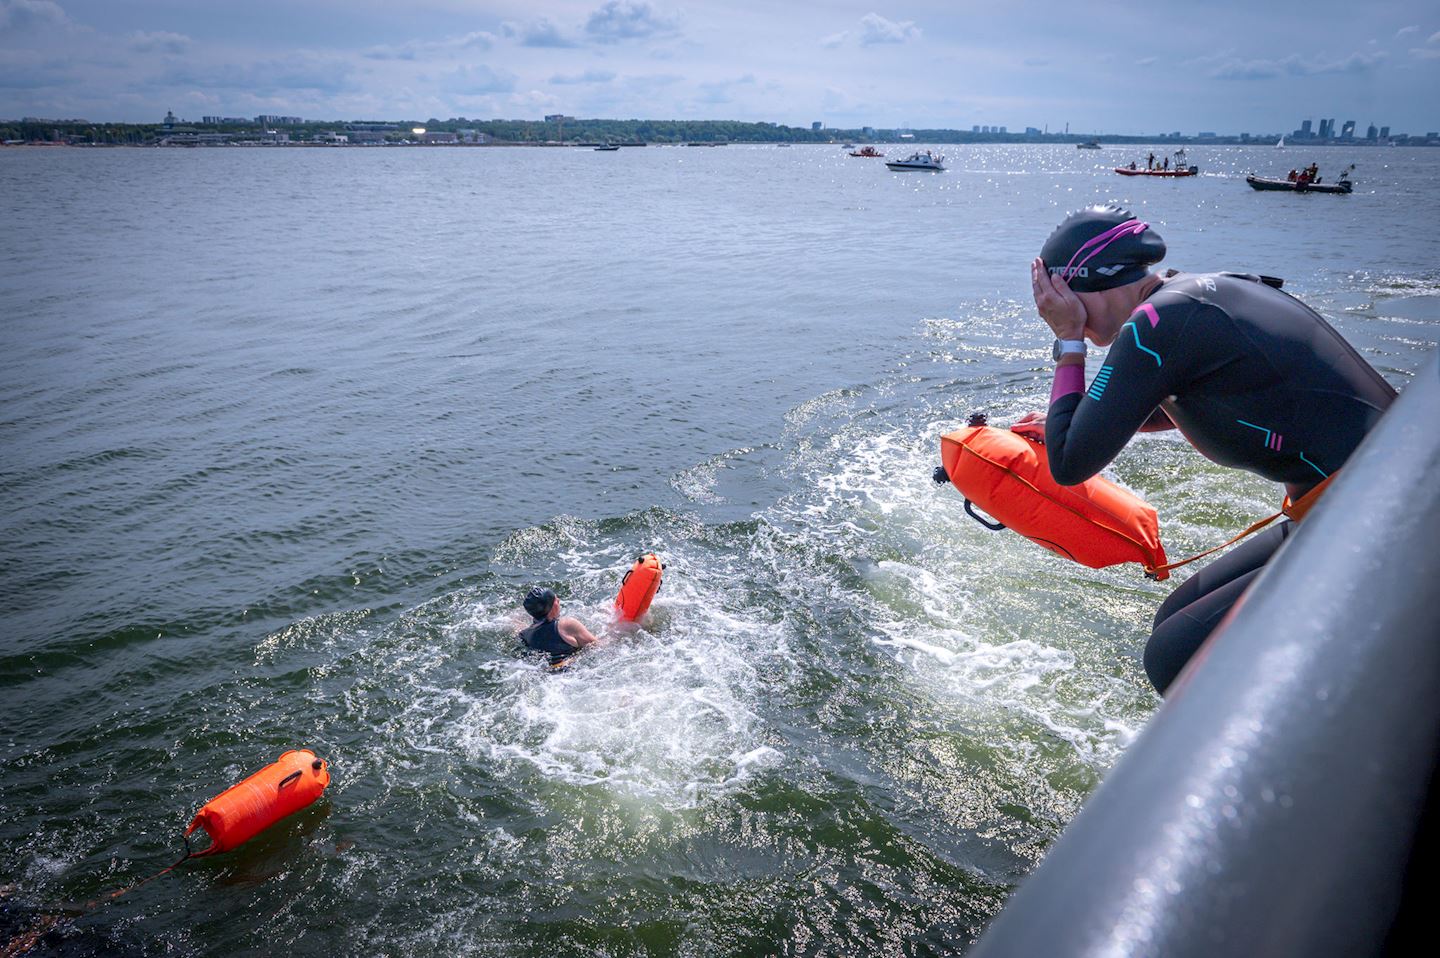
[{"x1": 1049, "y1": 266, "x2": 1089, "y2": 278}]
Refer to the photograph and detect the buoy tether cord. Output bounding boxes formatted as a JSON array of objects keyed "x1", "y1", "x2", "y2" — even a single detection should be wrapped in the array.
[{"x1": 1143, "y1": 472, "x2": 1336, "y2": 578}]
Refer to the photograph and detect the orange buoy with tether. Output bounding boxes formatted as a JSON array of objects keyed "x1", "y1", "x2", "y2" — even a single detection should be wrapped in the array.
[
  {"x1": 614, "y1": 553, "x2": 664, "y2": 622},
  {"x1": 933, "y1": 414, "x2": 1170, "y2": 578},
  {"x1": 185, "y1": 749, "x2": 331, "y2": 856},
  {"x1": 62, "y1": 749, "x2": 332, "y2": 912}
]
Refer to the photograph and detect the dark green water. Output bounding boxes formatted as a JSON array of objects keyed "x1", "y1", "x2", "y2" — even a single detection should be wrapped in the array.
[{"x1": 2, "y1": 144, "x2": 1436, "y2": 955}]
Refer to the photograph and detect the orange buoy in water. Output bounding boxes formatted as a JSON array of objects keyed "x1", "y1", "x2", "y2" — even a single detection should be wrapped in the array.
[
  {"x1": 614, "y1": 553, "x2": 664, "y2": 622},
  {"x1": 184, "y1": 749, "x2": 331, "y2": 856},
  {"x1": 935, "y1": 417, "x2": 1169, "y2": 579}
]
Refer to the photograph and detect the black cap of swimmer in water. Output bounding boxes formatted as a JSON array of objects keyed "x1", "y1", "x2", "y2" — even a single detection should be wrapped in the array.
[
  {"x1": 1040, "y1": 206, "x2": 1166, "y2": 293},
  {"x1": 523, "y1": 586, "x2": 556, "y2": 620}
]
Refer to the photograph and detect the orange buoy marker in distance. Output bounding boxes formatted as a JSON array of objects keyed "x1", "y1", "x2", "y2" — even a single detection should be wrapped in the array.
[
  {"x1": 185, "y1": 749, "x2": 331, "y2": 856},
  {"x1": 614, "y1": 553, "x2": 664, "y2": 622}
]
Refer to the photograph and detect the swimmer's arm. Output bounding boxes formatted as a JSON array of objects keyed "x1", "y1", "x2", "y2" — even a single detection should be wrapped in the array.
[
  {"x1": 557, "y1": 617, "x2": 600, "y2": 648},
  {"x1": 1045, "y1": 302, "x2": 1191, "y2": 484}
]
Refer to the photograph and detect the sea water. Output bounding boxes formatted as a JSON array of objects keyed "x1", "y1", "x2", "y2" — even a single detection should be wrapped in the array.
[{"x1": 2, "y1": 144, "x2": 1437, "y2": 955}]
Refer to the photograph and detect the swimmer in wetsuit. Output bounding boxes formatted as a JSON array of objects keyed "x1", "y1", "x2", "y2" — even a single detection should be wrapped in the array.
[
  {"x1": 1026, "y1": 206, "x2": 1396, "y2": 694},
  {"x1": 518, "y1": 586, "x2": 599, "y2": 666}
]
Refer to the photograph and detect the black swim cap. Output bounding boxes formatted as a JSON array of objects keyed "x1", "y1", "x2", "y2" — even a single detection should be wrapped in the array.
[
  {"x1": 523, "y1": 587, "x2": 556, "y2": 620},
  {"x1": 1040, "y1": 206, "x2": 1166, "y2": 292}
]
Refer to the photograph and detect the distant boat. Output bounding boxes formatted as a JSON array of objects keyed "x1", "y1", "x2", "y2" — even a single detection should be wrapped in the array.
[
  {"x1": 849, "y1": 146, "x2": 885, "y2": 157},
  {"x1": 1077, "y1": 140, "x2": 1101, "y2": 149},
  {"x1": 593, "y1": 144, "x2": 619, "y2": 151},
  {"x1": 1247, "y1": 164, "x2": 1354, "y2": 194},
  {"x1": 1116, "y1": 150, "x2": 1197, "y2": 177},
  {"x1": 1277, "y1": 135, "x2": 1285, "y2": 148},
  {"x1": 886, "y1": 150, "x2": 945, "y2": 171},
  {"x1": 776, "y1": 142, "x2": 791, "y2": 148},
  {"x1": 1116, "y1": 166, "x2": 1198, "y2": 177}
]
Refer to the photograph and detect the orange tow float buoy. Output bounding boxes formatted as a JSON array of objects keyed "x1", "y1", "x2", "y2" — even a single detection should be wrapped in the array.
[
  {"x1": 614, "y1": 553, "x2": 664, "y2": 622},
  {"x1": 185, "y1": 749, "x2": 331, "y2": 856},
  {"x1": 934, "y1": 415, "x2": 1170, "y2": 579}
]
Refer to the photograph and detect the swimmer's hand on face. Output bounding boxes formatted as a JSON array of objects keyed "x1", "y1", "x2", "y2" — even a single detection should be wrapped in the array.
[{"x1": 1031, "y1": 257, "x2": 1087, "y2": 341}]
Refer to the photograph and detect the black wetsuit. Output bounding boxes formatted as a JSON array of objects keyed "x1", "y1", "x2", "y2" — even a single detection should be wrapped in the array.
[
  {"x1": 1045, "y1": 272, "x2": 1396, "y2": 694},
  {"x1": 520, "y1": 618, "x2": 575, "y2": 665}
]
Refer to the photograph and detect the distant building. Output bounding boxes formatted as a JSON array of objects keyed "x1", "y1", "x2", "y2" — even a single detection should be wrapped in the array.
[
  {"x1": 256, "y1": 115, "x2": 302, "y2": 126},
  {"x1": 347, "y1": 131, "x2": 388, "y2": 144},
  {"x1": 862, "y1": 126, "x2": 875, "y2": 136},
  {"x1": 1340, "y1": 120, "x2": 1356, "y2": 140},
  {"x1": 163, "y1": 110, "x2": 177, "y2": 127},
  {"x1": 998, "y1": 126, "x2": 1007, "y2": 134},
  {"x1": 812, "y1": 121, "x2": 822, "y2": 131},
  {"x1": 420, "y1": 131, "x2": 457, "y2": 144},
  {"x1": 972, "y1": 125, "x2": 980, "y2": 133},
  {"x1": 1197, "y1": 131, "x2": 1217, "y2": 138},
  {"x1": 456, "y1": 129, "x2": 487, "y2": 144},
  {"x1": 543, "y1": 114, "x2": 575, "y2": 123},
  {"x1": 1025, "y1": 127, "x2": 1041, "y2": 136},
  {"x1": 1366, "y1": 123, "x2": 1378, "y2": 141},
  {"x1": 1298, "y1": 119, "x2": 1313, "y2": 138},
  {"x1": 1380, "y1": 126, "x2": 1390, "y2": 139}
]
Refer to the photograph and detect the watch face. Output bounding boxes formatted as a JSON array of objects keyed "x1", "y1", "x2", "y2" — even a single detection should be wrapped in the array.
[{"x1": 1052, "y1": 338, "x2": 1063, "y2": 361}]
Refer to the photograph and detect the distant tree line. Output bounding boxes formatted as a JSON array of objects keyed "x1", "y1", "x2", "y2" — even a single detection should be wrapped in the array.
[{"x1": 6, "y1": 116, "x2": 1426, "y2": 147}]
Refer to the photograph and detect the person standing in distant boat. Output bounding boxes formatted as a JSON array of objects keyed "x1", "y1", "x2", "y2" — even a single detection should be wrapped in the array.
[{"x1": 518, "y1": 587, "x2": 599, "y2": 666}]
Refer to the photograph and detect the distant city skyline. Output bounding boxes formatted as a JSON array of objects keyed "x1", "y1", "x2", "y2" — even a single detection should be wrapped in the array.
[{"x1": 3, "y1": 1, "x2": 1438, "y2": 134}]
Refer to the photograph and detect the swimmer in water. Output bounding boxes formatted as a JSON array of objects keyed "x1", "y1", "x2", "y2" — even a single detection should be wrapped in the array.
[{"x1": 518, "y1": 587, "x2": 599, "y2": 666}]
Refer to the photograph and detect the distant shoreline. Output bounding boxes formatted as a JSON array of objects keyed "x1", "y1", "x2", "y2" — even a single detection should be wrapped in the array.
[
  {"x1": 6, "y1": 116, "x2": 1437, "y2": 149},
  {"x1": 4, "y1": 139, "x2": 1435, "y2": 150}
]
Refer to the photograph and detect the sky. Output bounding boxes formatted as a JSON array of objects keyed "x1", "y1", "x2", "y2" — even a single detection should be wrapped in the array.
[{"x1": 2, "y1": 0, "x2": 1438, "y2": 134}]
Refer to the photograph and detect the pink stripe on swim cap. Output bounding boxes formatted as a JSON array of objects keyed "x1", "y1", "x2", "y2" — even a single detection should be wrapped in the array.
[{"x1": 1063, "y1": 220, "x2": 1149, "y2": 275}]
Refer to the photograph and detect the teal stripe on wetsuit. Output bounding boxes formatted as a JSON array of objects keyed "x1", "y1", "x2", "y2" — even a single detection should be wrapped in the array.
[{"x1": 1044, "y1": 272, "x2": 1395, "y2": 499}]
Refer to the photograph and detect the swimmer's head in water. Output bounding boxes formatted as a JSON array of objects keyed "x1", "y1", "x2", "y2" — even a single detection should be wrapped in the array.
[
  {"x1": 1041, "y1": 206, "x2": 1167, "y2": 292},
  {"x1": 523, "y1": 586, "x2": 557, "y2": 620}
]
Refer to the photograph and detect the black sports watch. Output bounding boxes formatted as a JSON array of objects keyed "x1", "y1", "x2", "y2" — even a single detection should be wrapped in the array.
[{"x1": 1053, "y1": 338, "x2": 1087, "y2": 361}]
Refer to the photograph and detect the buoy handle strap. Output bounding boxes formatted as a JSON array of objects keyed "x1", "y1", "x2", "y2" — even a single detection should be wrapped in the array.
[
  {"x1": 964, "y1": 499, "x2": 1007, "y2": 531},
  {"x1": 277, "y1": 770, "x2": 303, "y2": 790}
]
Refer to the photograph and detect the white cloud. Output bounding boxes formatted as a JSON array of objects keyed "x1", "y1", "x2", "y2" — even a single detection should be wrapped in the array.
[
  {"x1": 129, "y1": 30, "x2": 191, "y2": 55},
  {"x1": 551, "y1": 69, "x2": 618, "y2": 85},
  {"x1": 585, "y1": 1, "x2": 679, "y2": 43},
  {"x1": 502, "y1": 17, "x2": 577, "y2": 48},
  {"x1": 857, "y1": 13, "x2": 920, "y2": 46},
  {"x1": 1393, "y1": 25, "x2": 1418, "y2": 39},
  {"x1": 1210, "y1": 50, "x2": 1387, "y2": 79},
  {"x1": 819, "y1": 31, "x2": 847, "y2": 49},
  {"x1": 443, "y1": 64, "x2": 516, "y2": 95},
  {"x1": 364, "y1": 31, "x2": 495, "y2": 61},
  {"x1": 0, "y1": 0, "x2": 67, "y2": 33}
]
